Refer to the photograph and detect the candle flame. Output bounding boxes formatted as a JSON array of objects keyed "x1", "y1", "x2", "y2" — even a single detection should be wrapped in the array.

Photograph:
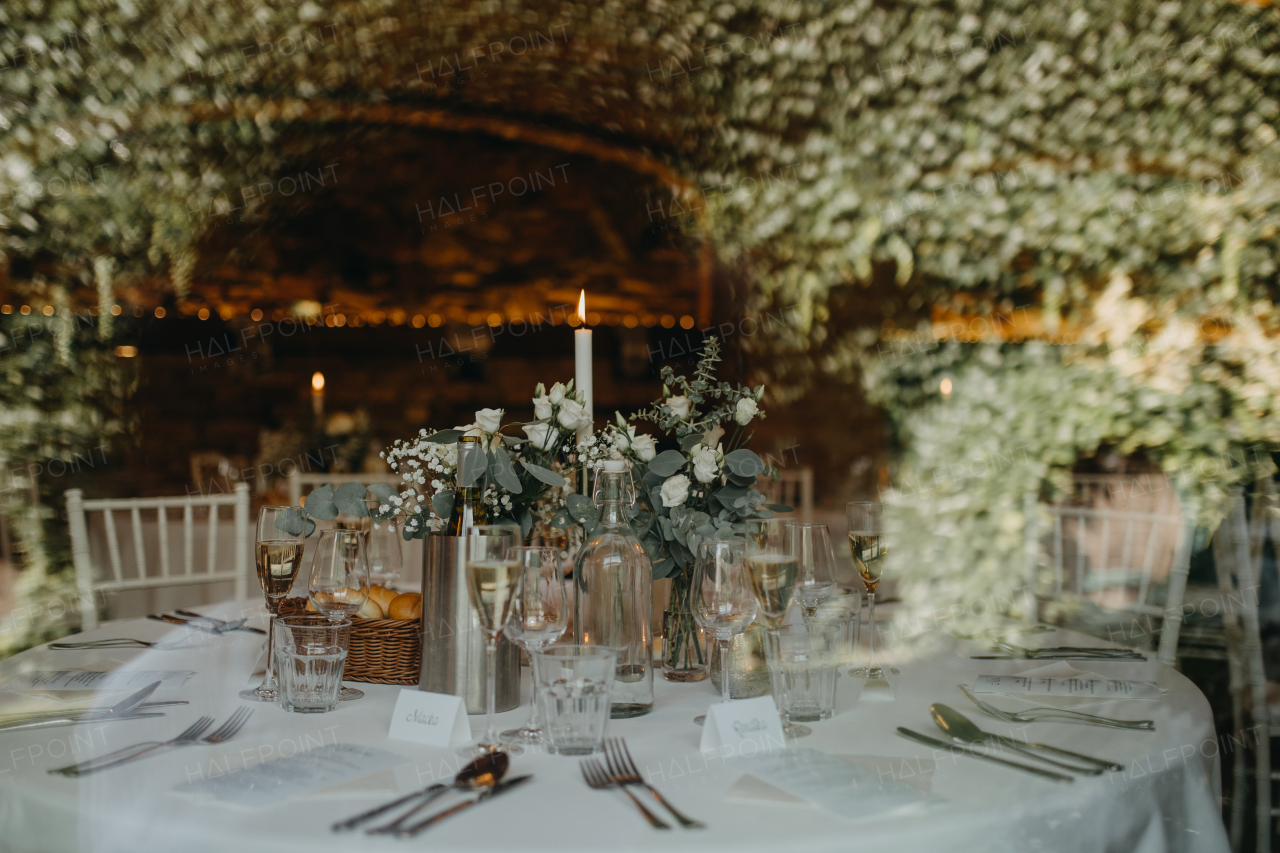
[
  {"x1": 577, "y1": 290, "x2": 586, "y2": 324},
  {"x1": 311, "y1": 371, "x2": 325, "y2": 393}
]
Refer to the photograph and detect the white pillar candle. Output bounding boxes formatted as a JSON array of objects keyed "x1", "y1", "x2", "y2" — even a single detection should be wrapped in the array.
[{"x1": 574, "y1": 291, "x2": 593, "y2": 447}]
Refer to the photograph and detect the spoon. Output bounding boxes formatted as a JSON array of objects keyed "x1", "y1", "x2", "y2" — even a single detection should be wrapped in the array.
[
  {"x1": 363, "y1": 751, "x2": 509, "y2": 835},
  {"x1": 930, "y1": 703, "x2": 1121, "y2": 774}
]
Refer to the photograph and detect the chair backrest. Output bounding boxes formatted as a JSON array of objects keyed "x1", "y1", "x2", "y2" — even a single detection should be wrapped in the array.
[
  {"x1": 287, "y1": 471, "x2": 403, "y2": 507},
  {"x1": 66, "y1": 483, "x2": 251, "y2": 630},
  {"x1": 1029, "y1": 494, "x2": 1196, "y2": 664},
  {"x1": 758, "y1": 468, "x2": 814, "y2": 523}
]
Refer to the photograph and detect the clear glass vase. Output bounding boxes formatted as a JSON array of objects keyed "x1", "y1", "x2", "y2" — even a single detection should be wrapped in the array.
[
  {"x1": 662, "y1": 567, "x2": 708, "y2": 682},
  {"x1": 572, "y1": 463, "x2": 653, "y2": 718}
]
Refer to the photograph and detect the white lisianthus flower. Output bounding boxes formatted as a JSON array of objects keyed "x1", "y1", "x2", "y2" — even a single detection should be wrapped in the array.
[
  {"x1": 548, "y1": 382, "x2": 567, "y2": 404},
  {"x1": 474, "y1": 408, "x2": 504, "y2": 433},
  {"x1": 522, "y1": 422, "x2": 560, "y2": 451},
  {"x1": 665, "y1": 395, "x2": 690, "y2": 418},
  {"x1": 660, "y1": 473, "x2": 690, "y2": 507},
  {"x1": 532, "y1": 395, "x2": 553, "y2": 420},
  {"x1": 734, "y1": 397, "x2": 759, "y2": 425},
  {"x1": 630, "y1": 431, "x2": 657, "y2": 462},
  {"x1": 691, "y1": 444, "x2": 719, "y2": 483},
  {"x1": 557, "y1": 398, "x2": 589, "y2": 430}
]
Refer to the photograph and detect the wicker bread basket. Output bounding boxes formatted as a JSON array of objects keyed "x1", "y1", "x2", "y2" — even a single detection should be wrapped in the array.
[{"x1": 278, "y1": 597, "x2": 422, "y2": 685}]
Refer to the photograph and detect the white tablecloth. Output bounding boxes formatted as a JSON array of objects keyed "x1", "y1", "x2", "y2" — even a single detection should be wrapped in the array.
[{"x1": 0, "y1": 605, "x2": 1228, "y2": 853}]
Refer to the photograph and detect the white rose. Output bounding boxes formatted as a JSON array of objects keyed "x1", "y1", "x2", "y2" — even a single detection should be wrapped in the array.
[
  {"x1": 548, "y1": 382, "x2": 566, "y2": 404},
  {"x1": 522, "y1": 422, "x2": 560, "y2": 451},
  {"x1": 474, "y1": 408, "x2": 504, "y2": 433},
  {"x1": 691, "y1": 444, "x2": 719, "y2": 483},
  {"x1": 660, "y1": 473, "x2": 690, "y2": 508},
  {"x1": 557, "y1": 398, "x2": 589, "y2": 430},
  {"x1": 666, "y1": 395, "x2": 690, "y2": 418},
  {"x1": 630, "y1": 432, "x2": 657, "y2": 462},
  {"x1": 532, "y1": 395, "x2": 553, "y2": 420},
  {"x1": 734, "y1": 397, "x2": 758, "y2": 425}
]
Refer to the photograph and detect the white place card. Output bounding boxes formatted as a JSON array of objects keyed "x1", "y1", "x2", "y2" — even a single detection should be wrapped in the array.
[
  {"x1": 175, "y1": 743, "x2": 407, "y2": 807},
  {"x1": 699, "y1": 696, "x2": 786, "y2": 757},
  {"x1": 974, "y1": 674, "x2": 1163, "y2": 700},
  {"x1": 388, "y1": 688, "x2": 471, "y2": 747},
  {"x1": 5, "y1": 669, "x2": 194, "y2": 690}
]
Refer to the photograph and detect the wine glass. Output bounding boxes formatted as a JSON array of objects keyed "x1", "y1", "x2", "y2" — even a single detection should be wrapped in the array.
[
  {"x1": 846, "y1": 502, "x2": 888, "y2": 679},
  {"x1": 744, "y1": 518, "x2": 809, "y2": 739},
  {"x1": 239, "y1": 506, "x2": 307, "y2": 702},
  {"x1": 691, "y1": 539, "x2": 755, "y2": 725},
  {"x1": 308, "y1": 528, "x2": 370, "y2": 701},
  {"x1": 500, "y1": 546, "x2": 568, "y2": 748},
  {"x1": 365, "y1": 498, "x2": 403, "y2": 588},
  {"x1": 791, "y1": 523, "x2": 837, "y2": 621},
  {"x1": 463, "y1": 524, "x2": 523, "y2": 758}
]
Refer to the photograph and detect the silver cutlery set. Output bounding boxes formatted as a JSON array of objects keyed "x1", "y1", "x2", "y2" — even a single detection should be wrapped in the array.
[
  {"x1": 580, "y1": 738, "x2": 704, "y2": 830},
  {"x1": 49, "y1": 610, "x2": 264, "y2": 651}
]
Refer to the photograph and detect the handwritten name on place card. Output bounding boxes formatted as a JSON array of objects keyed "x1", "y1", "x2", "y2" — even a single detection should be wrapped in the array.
[
  {"x1": 699, "y1": 696, "x2": 786, "y2": 756},
  {"x1": 388, "y1": 689, "x2": 471, "y2": 747}
]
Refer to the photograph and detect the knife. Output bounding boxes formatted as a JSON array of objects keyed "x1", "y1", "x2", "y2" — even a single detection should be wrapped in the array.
[
  {"x1": 0, "y1": 711, "x2": 166, "y2": 733},
  {"x1": 0, "y1": 700, "x2": 187, "y2": 727},
  {"x1": 971, "y1": 655, "x2": 1147, "y2": 661},
  {"x1": 0, "y1": 680, "x2": 163, "y2": 733},
  {"x1": 397, "y1": 775, "x2": 533, "y2": 837},
  {"x1": 895, "y1": 727, "x2": 1074, "y2": 783},
  {"x1": 146, "y1": 614, "x2": 247, "y2": 635}
]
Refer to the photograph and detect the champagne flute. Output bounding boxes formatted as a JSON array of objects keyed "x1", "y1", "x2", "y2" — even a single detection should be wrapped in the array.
[
  {"x1": 846, "y1": 502, "x2": 888, "y2": 679},
  {"x1": 791, "y1": 523, "x2": 837, "y2": 621},
  {"x1": 500, "y1": 546, "x2": 568, "y2": 747},
  {"x1": 239, "y1": 506, "x2": 307, "y2": 702},
  {"x1": 463, "y1": 524, "x2": 523, "y2": 758},
  {"x1": 744, "y1": 518, "x2": 809, "y2": 739},
  {"x1": 308, "y1": 528, "x2": 370, "y2": 700},
  {"x1": 691, "y1": 540, "x2": 755, "y2": 725}
]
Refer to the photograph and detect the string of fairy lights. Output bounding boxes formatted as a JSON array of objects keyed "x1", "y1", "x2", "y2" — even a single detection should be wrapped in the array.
[{"x1": 0, "y1": 302, "x2": 699, "y2": 330}]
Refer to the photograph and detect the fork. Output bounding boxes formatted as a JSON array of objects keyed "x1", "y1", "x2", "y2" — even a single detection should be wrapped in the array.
[
  {"x1": 580, "y1": 758, "x2": 671, "y2": 829},
  {"x1": 603, "y1": 738, "x2": 704, "y2": 829},
  {"x1": 959, "y1": 685, "x2": 1155, "y2": 731},
  {"x1": 51, "y1": 708, "x2": 254, "y2": 776}
]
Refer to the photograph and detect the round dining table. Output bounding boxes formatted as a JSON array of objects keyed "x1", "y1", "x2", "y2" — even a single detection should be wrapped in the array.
[{"x1": 0, "y1": 603, "x2": 1229, "y2": 853}]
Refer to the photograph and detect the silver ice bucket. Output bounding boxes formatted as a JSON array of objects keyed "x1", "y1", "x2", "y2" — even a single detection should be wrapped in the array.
[{"x1": 419, "y1": 534, "x2": 520, "y2": 713}]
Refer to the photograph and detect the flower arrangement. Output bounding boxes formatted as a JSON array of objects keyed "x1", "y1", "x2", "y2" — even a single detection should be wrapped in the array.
[
  {"x1": 559, "y1": 338, "x2": 782, "y2": 578},
  {"x1": 278, "y1": 381, "x2": 586, "y2": 539}
]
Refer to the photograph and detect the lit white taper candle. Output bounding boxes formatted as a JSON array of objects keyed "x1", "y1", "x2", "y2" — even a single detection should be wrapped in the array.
[{"x1": 574, "y1": 290, "x2": 593, "y2": 448}]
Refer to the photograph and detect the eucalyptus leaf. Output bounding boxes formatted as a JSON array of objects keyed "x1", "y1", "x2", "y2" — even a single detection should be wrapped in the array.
[
  {"x1": 502, "y1": 434, "x2": 527, "y2": 446},
  {"x1": 679, "y1": 434, "x2": 704, "y2": 452},
  {"x1": 333, "y1": 482, "x2": 370, "y2": 516},
  {"x1": 368, "y1": 483, "x2": 396, "y2": 516},
  {"x1": 432, "y1": 490, "x2": 455, "y2": 523},
  {"x1": 723, "y1": 448, "x2": 766, "y2": 478},
  {"x1": 274, "y1": 508, "x2": 308, "y2": 536},
  {"x1": 488, "y1": 447, "x2": 523, "y2": 494},
  {"x1": 550, "y1": 509, "x2": 573, "y2": 529},
  {"x1": 303, "y1": 485, "x2": 338, "y2": 520},
  {"x1": 425, "y1": 429, "x2": 465, "y2": 443},
  {"x1": 567, "y1": 494, "x2": 599, "y2": 525},
  {"x1": 520, "y1": 459, "x2": 565, "y2": 487},
  {"x1": 647, "y1": 449, "x2": 687, "y2": 478},
  {"x1": 516, "y1": 507, "x2": 533, "y2": 539},
  {"x1": 459, "y1": 443, "x2": 488, "y2": 487}
]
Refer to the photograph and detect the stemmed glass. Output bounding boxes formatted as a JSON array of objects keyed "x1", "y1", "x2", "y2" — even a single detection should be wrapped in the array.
[
  {"x1": 500, "y1": 546, "x2": 568, "y2": 748},
  {"x1": 744, "y1": 518, "x2": 809, "y2": 739},
  {"x1": 462, "y1": 524, "x2": 523, "y2": 758},
  {"x1": 308, "y1": 528, "x2": 370, "y2": 701},
  {"x1": 791, "y1": 523, "x2": 837, "y2": 621},
  {"x1": 846, "y1": 502, "x2": 888, "y2": 679},
  {"x1": 365, "y1": 498, "x2": 403, "y2": 588},
  {"x1": 691, "y1": 540, "x2": 755, "y2": 726},
  {"x1": 239, "y1": 506, "x2": 307, "y2": 702}
]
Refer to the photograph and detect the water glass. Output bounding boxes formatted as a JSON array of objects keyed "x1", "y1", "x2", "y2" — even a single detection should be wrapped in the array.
[
  {"x1": 532, "y1": 645, "x2": 616, "y2": 755},
  {"x1": 275, "y1": 615, "x2": 351, "y2": 714},
  {"x1": 766, "y1": 621, "x2": 842, "y2": 723},
  {"x1": 812, "y1": 591, "x2": 862, "y2": 667}
]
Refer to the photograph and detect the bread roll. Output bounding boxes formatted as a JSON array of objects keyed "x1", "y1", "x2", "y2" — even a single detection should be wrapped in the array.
[
  {"x1": 367, "y1": 585, "x2": 399, "y2": 612},
  {"x1": 355, "y1": 597, "x2": 384, "y2": 619},
  {"x1": 388, "y1": 593, "x2": 422, "y2": 620},
  {"x1": 304, "y1": 599, "x2": 317, "y2": 612}
]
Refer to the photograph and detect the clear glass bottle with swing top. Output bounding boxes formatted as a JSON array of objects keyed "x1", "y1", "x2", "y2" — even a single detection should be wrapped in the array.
[{"x1": 572, "y1": 460, "x2": 654, "y2": 717}]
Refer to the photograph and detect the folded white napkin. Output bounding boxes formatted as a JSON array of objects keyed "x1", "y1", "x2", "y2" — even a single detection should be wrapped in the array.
[{"x1": 724, "y1": 750, "x2": 933, "y2": 818}]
